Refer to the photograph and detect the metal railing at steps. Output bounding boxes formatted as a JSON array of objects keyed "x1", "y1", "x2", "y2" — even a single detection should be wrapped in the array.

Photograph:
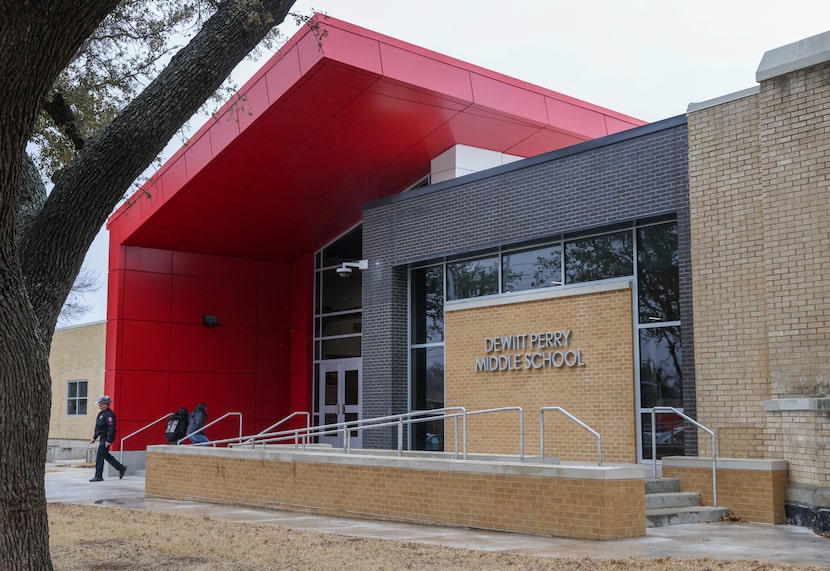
[
  {"x1": 177, "y1": 412, "x2": 243, "y2": 446},
  {"x1": 217, "y1": 407, "x2": 468, "y2": 457},
  {"x1": 651, "y1": 406, "x2": 718, "y2": 507},
  {"x1": 539, "y1": 407, "x2": 602, "y2": 466},
  {"x1": 118, "y1": 411, "x2": 244, "y2": 461},
  {"x1": 242, "y1": 411, "x2": 311, "y2": 446},
  {"x1": 118, "y1": 412, "x2": 174, "y2": 464},
  {"x1": 218, "y1": 406, "x2": 600, "y2": 465}
]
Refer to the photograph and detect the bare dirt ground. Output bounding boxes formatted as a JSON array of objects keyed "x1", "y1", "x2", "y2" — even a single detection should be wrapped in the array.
[{"x1": 48, "y1": 502, "x2": 829, "y2": 571}]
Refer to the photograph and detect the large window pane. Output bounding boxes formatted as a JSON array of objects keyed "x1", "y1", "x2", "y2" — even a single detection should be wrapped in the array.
[
  {"x1": 637, "y1": 223, "x2": 679, "y2": 323},
  {"x1": 639, "y1": 326, "x2": 682, "y2": 409},
  {"x1": 641, "y1": 412, "x2": 685, "y2": 460},
  {"x1": 502, "y1": 245, "x2": 562, "y2": 292},
  {"x1": 321, "y1": 226, "x2": 362, "y2": 267},
  {"x1": 446, "y1": 256, "x2": 499, "y2": 301},
  {"x1": 411, "y1": 347, "x2": 445, "y2": 450},
  {"x1": 321, "y1": 337, "x2": 361, "y2": 359},
  {"x1": 321, "y1": 313, "x2": 362, "y2": 336},
  {"x1": 411, "y1": 266, "x2": 444, "y2": 344},
  {"x1": 565, "y1": 231, "x2": 633, "y2": 284},
  {"x1": 320, "y1": 268, "x2": 362, "y2": 313}
]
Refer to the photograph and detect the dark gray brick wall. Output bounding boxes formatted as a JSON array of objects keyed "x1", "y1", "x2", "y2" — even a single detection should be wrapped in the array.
[{"x1": 361, "y1": 117, "x2": 691, "y2": 450}]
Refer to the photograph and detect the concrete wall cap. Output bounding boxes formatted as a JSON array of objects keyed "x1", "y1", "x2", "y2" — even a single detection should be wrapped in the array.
[
  {"x1": 147, "y1": 445, "x2": 644, "y2": 480},
  {"x1": 661, "y1": 456, "x2": 788, "y2": 471},
  {"x1": 757, "y1": 30, "x2": 830, "y2": 82},
  {"x1": 763, "y1": 397, "x2": 830, "y2": 411}
]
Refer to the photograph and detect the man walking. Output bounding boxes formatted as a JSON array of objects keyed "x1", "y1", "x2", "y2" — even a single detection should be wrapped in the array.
[{"x1": 89, "y1": 395, "x2": 127, "y2": 482}]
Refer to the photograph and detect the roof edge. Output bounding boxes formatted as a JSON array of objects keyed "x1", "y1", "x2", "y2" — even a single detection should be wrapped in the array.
[
  {"x1": 756, "y1": 30, "x2": 830, "y2": 82},
  {"x1": 365, "y1": 115, "x2": 687, "y2": 212}
]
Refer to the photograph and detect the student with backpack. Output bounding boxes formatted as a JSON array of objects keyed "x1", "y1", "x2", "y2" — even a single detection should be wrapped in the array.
[
  {"x1": 186, "y1": 403, "x2": 209, "y2": 445},
  {"x1": 164, "y1": 407, "x2": 189, "y2": 444}
]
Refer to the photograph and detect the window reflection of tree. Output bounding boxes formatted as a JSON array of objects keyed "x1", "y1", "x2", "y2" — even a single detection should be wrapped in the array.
[
  {"x1": 637, "y1": 223, "x2": 679, "y2": 323},
  {"x1": 421, "y1": 266, "x2": 444, "y2": 343},
  {"x1": 640, "y1": 326, "x2": 682, "y2": 408},
  {"x1": 502, "y1": 247, "x2": 561, "y2": 292},
  {"x1": 565, "y1": 232, "x2": 633, "y2": 284},
  {"x1": 447, "y1": 257, "x2": 499, "y2": 300}
]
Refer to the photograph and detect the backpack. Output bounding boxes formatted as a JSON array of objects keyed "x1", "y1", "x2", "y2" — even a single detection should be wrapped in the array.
[{"x1": 164, "y1": 408, "x2": 189, "y2": 444}]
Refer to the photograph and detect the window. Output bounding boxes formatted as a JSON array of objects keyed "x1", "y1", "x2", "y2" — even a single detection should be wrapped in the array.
[
  {"x1": 637, "y1": 223, "x2": 679, "y2": 323},
  {"x1": 446, "y1": 255, "x2": 499, "y2": 301},
  {"x1": 409, "y1": 219, "x2": 682, "y2": 460},
  {"x1": 565, "y1": 230, "x2": 633, "y2": 284},
  {"x1": 502, "y1": 244, "x2": 562, "y2": 292},
  {"x1": 67, "y1": 380, "x2": 88, "y2": 416}
]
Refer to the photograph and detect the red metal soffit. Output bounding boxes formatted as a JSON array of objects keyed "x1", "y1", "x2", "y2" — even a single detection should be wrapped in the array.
[{"x1": 107, "y1": 14, "x2": 645, "y2": 262}]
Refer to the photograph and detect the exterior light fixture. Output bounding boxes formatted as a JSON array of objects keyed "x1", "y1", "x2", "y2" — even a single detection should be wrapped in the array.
[
  {"x1": 336, "y1": 259, "x2": 368, "y2": 278},
  {"x1": 203, "y1": 314, "x2": 219, "y2": 327}
]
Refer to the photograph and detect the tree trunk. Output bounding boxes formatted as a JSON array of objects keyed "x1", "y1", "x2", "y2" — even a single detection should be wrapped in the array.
[
  {"x1": 1, "y1": 1, "x2": 296, "y2": 568},
  {"x1": 1, "y1": 4, "x2": 120, "y2": 567}
]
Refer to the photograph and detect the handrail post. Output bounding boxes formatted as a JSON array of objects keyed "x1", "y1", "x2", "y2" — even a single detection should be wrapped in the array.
[
  {"x1": 652, "y1": 406, "x2": 718, "y2": 507},
  {"x1": 651, "y1": 409, "x2": 658, "y2": 479},
  {"x1": 462, "y1": 410, "x2": 468, "y2": 460},
  {"x1": 344, "y1": 423, "x2": 350, "y2": 454},
  {"x1": 397, "y1": 417, "x2": 403, "y2": 457},
  {"x1": 518, "y1": 407, "x2": 524, "y2": 461},
  {"x1": 538, "y1": 407, "x2": 602, "y2": 466}
]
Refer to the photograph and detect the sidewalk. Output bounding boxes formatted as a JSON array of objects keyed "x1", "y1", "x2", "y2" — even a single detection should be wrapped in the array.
[{"x1": 45, "y1": 463, "x2": 830, "y2": 567}]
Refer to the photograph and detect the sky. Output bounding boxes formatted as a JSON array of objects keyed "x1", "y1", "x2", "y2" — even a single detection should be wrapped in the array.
[{"x1": 62, "y1": 0, "x2": 830, "y2": 327}]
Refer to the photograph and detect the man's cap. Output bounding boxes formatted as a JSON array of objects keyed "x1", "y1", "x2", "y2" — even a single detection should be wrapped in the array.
[{"x1": 95, "y1": 395, "x2": 112, "y2": 405}]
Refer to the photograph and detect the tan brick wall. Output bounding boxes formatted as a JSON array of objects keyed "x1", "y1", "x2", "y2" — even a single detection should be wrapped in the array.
[
  {"x1": 49, "y1": 322, "x2": 106, "y2": 440},
  {"x1": 759, "y1": 64, "x2": 830, "y2": 400},
  {"x1": 147, "y1": 449, "x2": 645, "y2": 539},
  {"x1": 663, "y1": 462, "x2": 788, "y2": 523},
  {"x1": 444, "y1": 286, "x2": 636, "y2": 463},
  {"x1": 688, "y1": 61, "x2": 830, "y2": 486},
  {"x1": 687, "y1": 93, "x2": 770, "y2": 459}
]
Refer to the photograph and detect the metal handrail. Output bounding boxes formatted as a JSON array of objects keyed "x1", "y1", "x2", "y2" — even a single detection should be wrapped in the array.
[
  {"x1": 235, "y1": 406, "x2": 526, "y2": 462},
  {"x1": 650, "y1": 406, "x2": 718, "y2": 507},
  {"x1": 222, "y1": 408, "x2": 467, "y2": 457},
  {"x1": 118, "y1": 412, "x2": 174, "y2": 463},
  {"x1": 539, "y1": 407, "x2": 602, "y2": 466},
  {"x1": 243, "y1": 412, "x2": 311, "y2": 447},
  {"x1": 439, "y1": 406, "x2": 524, "y2": 461},
  {"x1": 178, "y1": 412, "x2": 243, "y2": 446},
  {"x1": 342, "y1": 407, "x2": 467, "y2": 458}
]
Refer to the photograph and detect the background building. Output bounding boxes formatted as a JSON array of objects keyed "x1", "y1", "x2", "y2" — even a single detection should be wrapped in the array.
[{"x1": 47, "y1": 321, "x2": 105, "y2": 461}]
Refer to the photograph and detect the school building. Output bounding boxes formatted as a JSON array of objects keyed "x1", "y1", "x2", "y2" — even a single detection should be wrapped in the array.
[{"x1": 88, "y1": 15, "x2": 830, "y2": 534}]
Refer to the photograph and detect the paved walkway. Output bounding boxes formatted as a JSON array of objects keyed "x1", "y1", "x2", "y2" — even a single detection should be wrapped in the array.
[{"x1": 45, "y1": 464, "x2": 830, "y2": 567}]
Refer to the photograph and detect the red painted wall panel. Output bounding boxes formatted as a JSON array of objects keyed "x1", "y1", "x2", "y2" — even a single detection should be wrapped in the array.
[
  {"x1": 109, "y1": 247, "x2": 308, "y2": 450},
  {"x1": 118, "y1": 370, "x2": 171, "y2": 419},
  {"x1": 124, "y1": 245, "x2": 173, "y2": 273},
  {"x1": 171, "y1": 275, "x2": 257, "y2": 327},
  {"x1": 169, "y1": 324, "x2": 257, "y2": 373},
  {"x1": 253, "y1": 373, "x2": 292, "y2": 432},
  {"x1": 121, "y1": 320, "x2": 171, "y2": 371},
  {"x1": 256, "y1": 282, "x2": 291, "y2": 329},
  {"x1": 172, "y1": 250, "x2": 258, "y2": 281},
  {"x1": 122, "y1": 270, "x2": 172, "y2": 322}
]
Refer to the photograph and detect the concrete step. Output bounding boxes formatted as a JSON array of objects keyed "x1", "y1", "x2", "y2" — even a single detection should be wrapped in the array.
[
  {"x1": 646, "y1": 491, "x2": 701, "y2": 510},
  {"x1": 645, "y1": 477, "x2": 680, "y2": 494},
  {"x1": 646, "y1": 505, "x2": 729, "y2": 527}
]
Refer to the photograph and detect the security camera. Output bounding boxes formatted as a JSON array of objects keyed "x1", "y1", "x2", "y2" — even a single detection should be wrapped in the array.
[{"x1": 336, "y1": 259, "x2": 368, "y2": 278}]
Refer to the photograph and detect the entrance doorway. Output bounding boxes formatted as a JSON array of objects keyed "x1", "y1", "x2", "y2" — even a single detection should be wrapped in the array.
[{"x1": 318, "y1": 358, "x2": 362, "y2": 448}]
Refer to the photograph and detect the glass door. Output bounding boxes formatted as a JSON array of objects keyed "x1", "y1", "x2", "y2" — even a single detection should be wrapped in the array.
[{"x1": 318, "y1": 358, "x2": 362, "y2": 448}]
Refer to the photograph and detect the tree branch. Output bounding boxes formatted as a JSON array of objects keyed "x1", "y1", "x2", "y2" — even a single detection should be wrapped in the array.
[
  {"x1": 42, "y1": 91, "x2": 86, "y2": 151},
  {"x1": 19, "y1": 0, "x2": 298, "y2": 339}
]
